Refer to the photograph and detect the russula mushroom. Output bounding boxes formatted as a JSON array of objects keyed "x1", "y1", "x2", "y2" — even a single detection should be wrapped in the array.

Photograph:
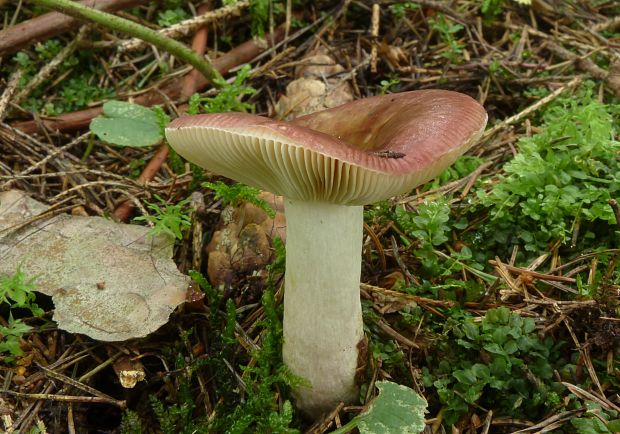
[{"x1": 165, "y1": 90, "x2": 487, "y2": 417}]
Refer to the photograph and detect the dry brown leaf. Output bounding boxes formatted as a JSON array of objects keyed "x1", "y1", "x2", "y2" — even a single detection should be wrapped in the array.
[{"x1": 0, "y1": 190, "x2": 189, "y2": 341}]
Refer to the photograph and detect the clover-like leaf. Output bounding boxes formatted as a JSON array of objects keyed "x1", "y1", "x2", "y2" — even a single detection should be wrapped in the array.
[{"x1": 90, "y1": 101, "x2": 162, "y2": 147}]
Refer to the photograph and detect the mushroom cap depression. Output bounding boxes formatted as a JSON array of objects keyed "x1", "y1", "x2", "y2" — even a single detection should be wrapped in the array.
[{"x1": 165, "y1": 90, "x2": 487, "y2": 206}]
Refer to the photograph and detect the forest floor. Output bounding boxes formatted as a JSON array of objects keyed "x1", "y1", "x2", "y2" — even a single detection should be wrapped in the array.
[{"x1": 1, "y1": 0, "x2": 620, "y2": 433}]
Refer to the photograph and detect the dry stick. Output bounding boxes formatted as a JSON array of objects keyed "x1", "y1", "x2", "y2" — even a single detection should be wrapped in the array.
[
  {"x1": 608, "y1": 199, "x2": 620, "y2": 229},
  {"x1": 0, "y1": 70, "x2": 22, "y2": 123},
  {"x1": 370, "y1": 3, "x2": 380, "y2": 73},
  {"x1": 112, "y1": 144, "x2": 169, "y2": 221},
  {"x1": 2, "y1": 132, "x2": 90, "y2": 189},
  {"x1": 119, "y1": 0, "x2": 249, "y2": 52},
  {"x1": 31, "y1": 0, "x2": 224, "y2": 85},
  {"x1": 180, "y1": 2, "x2": 213, "y2": 103},
  {"x1": 546, "y1": 41, "x2": 620, "y2": 99},
  {"x1": 591, "y1": 14, "x2": 620, "y2": 33},
  {"x1": 37, "y1": 365, "x2": 117, "y2": 402},
  {"x1": 11, "y1": 27, "x2": 286, "y2": 134},
  {"x1": 0, "y1": 0, "x2": 146, "y2": 56},
  {"x1": 511, "y1": 409, "x2": 586, "y2": 434},
  {"x1": 546, "y1": 42, "x2": 609, "y2": 81},
  {"x1": 0, "y1": 122, "x2": 96, "y2": 201},
  {"x1": 113, "y1": 1, "x2": 212, "y2": 223},
  {"x1": 477, "y1": 76, "x2": 582, "y2": 145},
  {"x1": 0, "y1": 390, "x2": 126, "y2": 408}
]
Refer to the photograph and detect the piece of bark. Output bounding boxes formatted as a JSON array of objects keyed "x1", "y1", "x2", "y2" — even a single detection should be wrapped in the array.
[
  {"x1": 0, "y1": 0, "x2": 147, "y2": 56},
  {"x1": 275, "y1": 50, "x2": 354, "y2": 120},
  {"x1": 12, "y1": 27, "x2": 286, "y2": 134},
  {"x1": 205, "y1": 193, "x2": 285, "y2": 288}
]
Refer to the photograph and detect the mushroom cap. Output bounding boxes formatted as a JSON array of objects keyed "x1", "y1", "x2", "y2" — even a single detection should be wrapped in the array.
[{"x1": 165, "y1": 90, "x2": 487, "y2": 205}]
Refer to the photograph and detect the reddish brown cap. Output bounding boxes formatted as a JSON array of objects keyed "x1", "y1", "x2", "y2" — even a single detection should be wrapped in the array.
[{"x1": 165, "y1": 90, "x2": 487, "y2": 205}]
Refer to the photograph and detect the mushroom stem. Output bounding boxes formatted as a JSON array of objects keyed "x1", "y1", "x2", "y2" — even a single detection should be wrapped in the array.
[{"x1": 282, "y1": 198, "x2": 364, "y2": 417}]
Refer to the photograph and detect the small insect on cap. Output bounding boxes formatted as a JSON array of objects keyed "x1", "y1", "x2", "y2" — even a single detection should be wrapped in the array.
[{"x1": 165, "y1": 90, "x2": 488, "y2": 206}]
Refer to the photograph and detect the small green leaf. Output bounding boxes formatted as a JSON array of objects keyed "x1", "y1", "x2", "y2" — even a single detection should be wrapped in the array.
[
  {"x1": 463, "y1": 320, "x2": 479, "y2": 340},
  {"x1": 607, "y1": 419, "x2": 620, "y2": 432},
  {"x1": 453, "y1": 368, "x2": 477, "y2": 385},
  {"x1": 571, "y1": 417, "x2": 611, "y2": 434},
  {"x1": 90, "y1": 101, "x2": 162, "y2": 147}
]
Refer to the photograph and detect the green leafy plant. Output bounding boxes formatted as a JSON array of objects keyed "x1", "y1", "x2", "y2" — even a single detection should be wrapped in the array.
[
  {"x1": 394, "y1": 198, "x2": 452, "y2": 272},
  {"x1": 207, "y1": 289, "x2": 300, "y2": 433},
  {"x1": 203, "y1": 181, "x2": 275, "y2": 218},
  {"x1": 379, "y1": 77, "x2": 400, "y2": 95},
  {"x1": 134, "y1": 195, "x2": 191, "y2": 240},
  {"x1": 481, "y1": 0, "x2": 504, "y2": 18},
  {"x1": 571, "y1": 401, "x2": 620, "y2": 434},
  {"x1": 0, "y1": 314, "x2": 34, "y2": 360},
  {"x1": 0, "y1": 269, "x2": 44, "y2": 360},
  {"x1": 478, "y1": 83, "x2": 620, "y2": 253},
  {"x1": 397, "y1": 200, "x2": 452, "y2": 247},
  {"x1": 427, "y1": 155, "x2": 485, "y2": 190},
  {"x1": 422, "y1": 307, "x2": 561, "y2": 425},
  {"x1": 246, "y1": 0, "x2": 285, "y2": 37},
  {"x1": 0, "y1": 268, "x2": 44, "y2": 317},
  {"x1": 157, "y1": 7, "x2": 188, "y2": 26},
  {"x1": 12, "y1": 41, "x2": 114, "y2": 115},
  {"x1": 429, "y1": 15, "x2": 464, "y2": 62},
  {"x1": 389, "y1": 2, "x2": 420, "y2": 19},
  {"x1": 482, "y1": 0, "x2": 532, "y2": 20},
  {"x1": 119, "y1": 409, "x2": 143, "y2": 434},
  {"x1": 187, "y1": 64, "x2": 256, "y2": 114},
  {"x1": 150, "y1": 382, "x2": 201, "y2": 434}
]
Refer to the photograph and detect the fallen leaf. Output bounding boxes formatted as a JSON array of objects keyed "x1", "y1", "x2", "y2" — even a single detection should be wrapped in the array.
[{"x1": 0, "y1": 190, "x2": 189, "y2": 341}]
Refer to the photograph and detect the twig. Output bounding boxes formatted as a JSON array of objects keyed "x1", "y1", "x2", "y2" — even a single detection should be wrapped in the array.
[
  {"x1": 511, "y1": 408, "x2": 585, "y2": 433},
  {"x1": 374, "y1": 319, "x2": 420, "y2": 349},
  {"x1": 478, "y1": 76, "x2": 582, "y2": 143},
  {"x1": 361, "y1": 283, "x2": 455, "y2": 308},
  {"x1": 562, "y1": 382, "x2": 620, "y2": 414},
  {"x1": 112, "y1": 143, "x2": 169, "y2": 221},
  {"x1": 37, "y1": 365, "x2": 118, "y2": 403},
  {"x1": 0, "y1": 0, "x2": 146, "y2": 55},
  {"x1": 370, "y1": 3, "x2": 380, "y2": 73},
  {"x1": 0, "y1": 390, "x2": 126, "y2": 408},
  {"x1": 0, "y1": 70, "x2": 22, "y2": 123},
  {"x1": 608, "y1": 199, "x2": 620, "y2": 229},
  {"x1": 591, "y1": 15, "x2": 620, "y2": 33},
  {"x1": 31, "y1": 0, "x2": 224, "y2": 85},
  {"x1": 488, "y1": 260, "x2": 577, "y2": 283},
  {"x1": 119, "y1": 0, "x2": 249, "y2": 52}
]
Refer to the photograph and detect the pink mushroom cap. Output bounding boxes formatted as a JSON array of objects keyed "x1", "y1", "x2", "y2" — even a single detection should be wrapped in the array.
[{"x1": 165, "y1": 89, "x2": 487, "y2": 205}]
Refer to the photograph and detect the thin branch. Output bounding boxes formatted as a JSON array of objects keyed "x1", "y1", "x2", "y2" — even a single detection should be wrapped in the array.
[{"x1": 30, "y1": 0, "x2": 224, "y2": 85}]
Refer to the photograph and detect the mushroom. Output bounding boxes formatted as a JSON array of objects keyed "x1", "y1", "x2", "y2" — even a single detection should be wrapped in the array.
[{"x1": 165, "y1": 90, "x2": 487, "y2": 417}]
